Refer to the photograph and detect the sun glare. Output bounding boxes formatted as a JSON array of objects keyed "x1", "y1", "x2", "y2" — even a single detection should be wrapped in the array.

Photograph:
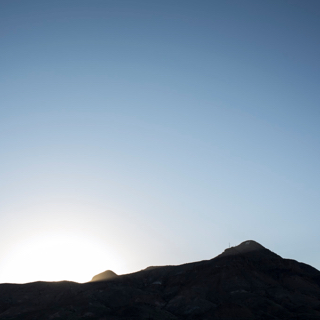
[{"x1": 0, "y1": 233, "x2": 124, "y2": 284}]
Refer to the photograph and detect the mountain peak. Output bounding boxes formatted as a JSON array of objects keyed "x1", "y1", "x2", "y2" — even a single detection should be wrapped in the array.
[
  {"x1": 219, "y1": 240, "x2": 266, "y2": 257},
  {"x1": 235, "y1": 240, "x2": 265, "y2": 251}
]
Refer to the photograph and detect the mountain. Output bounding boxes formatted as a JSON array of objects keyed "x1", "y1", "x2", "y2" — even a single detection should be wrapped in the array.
[{"x1": 1, "y1": 240, "x2": 320, "y2": 319}]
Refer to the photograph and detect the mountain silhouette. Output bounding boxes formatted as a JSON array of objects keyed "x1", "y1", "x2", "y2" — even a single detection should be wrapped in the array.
[{"x1": 1, "y1": 240, "x2": 320, "y2": 319}]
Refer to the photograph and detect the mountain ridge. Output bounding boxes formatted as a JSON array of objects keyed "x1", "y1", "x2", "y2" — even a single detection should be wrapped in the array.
[{"x1": 1, "y1": 240, "x2": 320, "y2": 319}]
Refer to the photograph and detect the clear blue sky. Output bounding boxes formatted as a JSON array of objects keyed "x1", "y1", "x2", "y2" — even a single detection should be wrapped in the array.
[{"x1": 1, "y1": 0, "x2": 320, "y2": 283}]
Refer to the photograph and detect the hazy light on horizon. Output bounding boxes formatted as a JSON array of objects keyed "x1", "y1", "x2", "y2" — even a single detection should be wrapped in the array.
[{"x1": 0, "y1": 233, "x2": 124, "y2": 284}]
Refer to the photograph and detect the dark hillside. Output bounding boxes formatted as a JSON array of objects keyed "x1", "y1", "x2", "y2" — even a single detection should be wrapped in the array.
[{"x1": 1, "y1": 240, "x2": 320, "y2": 319}]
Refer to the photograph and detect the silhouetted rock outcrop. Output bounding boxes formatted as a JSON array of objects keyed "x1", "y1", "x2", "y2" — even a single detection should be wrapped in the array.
[
  {"x1": 91, "y1": 269, "x2": 118, "y2": 282},
  {"x1": 1, "y1": 240, "x2": 320, "y2": 319}
]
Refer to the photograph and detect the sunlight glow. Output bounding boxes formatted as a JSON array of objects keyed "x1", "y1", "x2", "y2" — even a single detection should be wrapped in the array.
[{"x1": 0, "y1": 233, "x2": 124, "y2": 284}]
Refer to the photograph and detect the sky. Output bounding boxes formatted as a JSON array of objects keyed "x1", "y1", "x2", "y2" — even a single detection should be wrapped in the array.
[{"x1": 0, "y1": 0, "x2": 320, "y2": 283}]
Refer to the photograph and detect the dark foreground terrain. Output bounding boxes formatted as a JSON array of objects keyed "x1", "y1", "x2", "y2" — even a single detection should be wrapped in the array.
[{"x1": 1, "y1": 240, "x2": 320, "y2": 319}]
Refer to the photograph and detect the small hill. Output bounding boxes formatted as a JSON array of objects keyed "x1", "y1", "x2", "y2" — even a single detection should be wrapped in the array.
[{"x1": 91, "y1": 269, "x2": 118, "y2": 282}]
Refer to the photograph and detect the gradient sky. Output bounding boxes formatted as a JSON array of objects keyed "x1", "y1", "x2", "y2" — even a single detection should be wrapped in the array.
[{"x1": 1, "y1": 0, "x2": 320, "y2": 283}]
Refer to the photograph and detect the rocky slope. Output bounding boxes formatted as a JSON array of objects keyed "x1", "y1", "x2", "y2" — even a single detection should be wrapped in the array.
[{"x1": 1, "y1": 240, "x2": 320, "y2": 319}]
